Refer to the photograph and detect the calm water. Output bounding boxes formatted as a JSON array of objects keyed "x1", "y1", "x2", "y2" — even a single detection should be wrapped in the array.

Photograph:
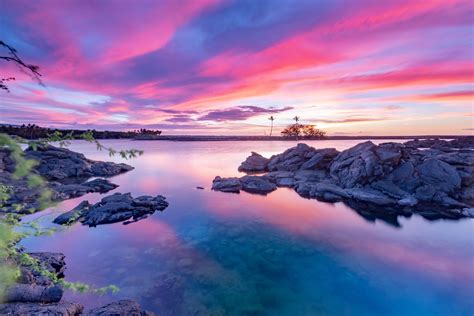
[{"x1": 21, "y1": 140, "x2": 474, "y2": 315}]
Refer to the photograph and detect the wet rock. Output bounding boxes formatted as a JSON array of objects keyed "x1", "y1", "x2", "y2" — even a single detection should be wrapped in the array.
[
  {"x1": 212, "y1": 176, "x2": 242, "y2": 193},
  {"x1": 309, "y1": 182, "x2": 349, "y2": 201},
  {"x1": 346, "y1": 187, "x2": 396, "y2": 206},
  {"x1": 240, "y1": 175, "x2": 277, "y2": 195},
  {"x1": 53, "y1": 201, "x2": 91, "y2": 225},
  {"x1": 238, "y1": 152, "x2": 269, "y2": 173},
  {"x1": 0, "y1": 302, "x2": 83, "y2": 315},
  {"x1": 54, "y1": 193, "x2": 169, "y2": 227},
  {"x1": 52, "y1": 178, "x2": 118, "y2": 200},
  {"x1": 87, "y1": 299, "x2": 154, "y2": 316}
]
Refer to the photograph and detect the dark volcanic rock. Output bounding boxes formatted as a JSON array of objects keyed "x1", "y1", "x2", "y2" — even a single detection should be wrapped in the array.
[
  {"x1": 240, "y1": 175, "x2": 277, "y2": 195},
  {"x1": 212, "y1": 175, "x2": 276, "y2": 195},
  {"x1": 54, "y1": 193, "x2": 169, "y2": 227},
  {"x1": 212, "y1": 176, "x2": 242, "y2": 193},
  {"x1": 53, "y1": 201, "x2": 91, "y2": 225},
  {"x1": 300, "y1": 148, "x2": 339, "y2": 170},
  {"x1": 87, "y1": 299, "x2": 154, "y2": 316},
  {"x1": 267, "y1": 143, "x2": 316, "y2": 171},
  {"x1": 0, "y1": 302, "x2": 83, "y2": 315},
  {"x1": 25, "y1": 145, "x2": 133, "y2": 181},
  {"x1": 52, "y1": 178, "x2": 118, "y2": 200},
  {"x1": 329, "y1": 141, "x2": 382, "y2": 188},
  {"x1": 238, "y1": 152, "x2": 269, "y2": 173},
  {"x1": 3, "y1": 284, "x2": 63, "y2": 304},
  {"x1": 416, "y1": 158, "x2": 461, "y2": 193},
  {"x1": 213, "y1": 137, "x2": 474, "y2": 219}
]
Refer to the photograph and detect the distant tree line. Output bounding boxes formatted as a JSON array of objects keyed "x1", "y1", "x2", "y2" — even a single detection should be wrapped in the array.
[
  {"x1": 0, "y1": 124, "x2": 162, "y2": 140},
  {"x1": 281, "y1": 124, "x2": 326, "y2": 139}
]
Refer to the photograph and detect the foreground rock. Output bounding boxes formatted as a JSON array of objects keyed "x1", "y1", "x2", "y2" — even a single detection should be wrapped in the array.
[
  {"x1": 54, "y1": 193, "x2": 169, "y2": 226},
  {"x1": 87, "y1": 299, "x2": 154, "y2": 316},
  {"x1": 0, "y1": 302, "x2": 84, "y2": 315},
  {"x1": 0, "y1": 144, "x2": 132, "y2": 216},
  {"x1": 212, "y1": 137, "x2": 474, "y2": 218}
]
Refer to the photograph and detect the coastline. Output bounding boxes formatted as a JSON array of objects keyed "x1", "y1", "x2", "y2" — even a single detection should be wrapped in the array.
[{"x1": 132, "y1": 135, "x2": 471, "y2": 142}]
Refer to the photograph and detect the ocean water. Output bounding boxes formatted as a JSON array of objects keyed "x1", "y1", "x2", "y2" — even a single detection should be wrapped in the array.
[{"x1": 21, "y1": 139, "x2": 474, "y2": 315}]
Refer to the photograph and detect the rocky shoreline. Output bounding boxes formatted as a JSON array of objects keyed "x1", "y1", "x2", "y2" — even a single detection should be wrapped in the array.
[
  {"x1": 0, "y1": 144, "x2": 165, "y2": 315},
  {"x1": 212, "y1": 138, "x2": 474, "y2": 220}
]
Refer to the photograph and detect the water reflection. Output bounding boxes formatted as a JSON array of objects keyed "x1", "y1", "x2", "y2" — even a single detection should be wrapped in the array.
[{"x1": 21, "y1": 140, "x2": 474, "y2": 315}]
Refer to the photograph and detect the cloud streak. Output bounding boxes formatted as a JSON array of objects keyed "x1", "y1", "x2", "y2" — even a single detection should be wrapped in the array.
[{"x1": 0, "y1": 0, "x2": 472, "y2": 135}]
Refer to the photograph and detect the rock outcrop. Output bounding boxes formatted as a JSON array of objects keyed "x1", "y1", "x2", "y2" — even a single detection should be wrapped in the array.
[
  {"x1": 212, "y1": 138, "x2": 474, "y2": 218},
  {"x1": 212, "y1": 175, "x2": 276, "y2": 195},
  {"x1": 0, "y1": 144, "x2": 132, "y2": 216},
  {"x1": 54, "y1": 193, "x2": 169, "y2": 226},
  {"x1": 25, "y1": 145, "x2": 133, "y2": 181}
]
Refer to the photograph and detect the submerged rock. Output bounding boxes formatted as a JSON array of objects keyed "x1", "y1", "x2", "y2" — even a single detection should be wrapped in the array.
[
  {"x1": 87, "y1": 299, "x2": 154, "y2": 316},
  {"x1": 54, "y1": 193, "x2": 169, "y2": 227},
  {"x1": 52, "y1": 178, "x2": 118, "y2": 200}
]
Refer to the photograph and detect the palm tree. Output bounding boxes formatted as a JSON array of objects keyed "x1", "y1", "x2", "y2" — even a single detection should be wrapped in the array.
[
  {"x1": 268, "y1": 116, "x2": 275, "y2": 137},
  {"x1": 293, "y1": 116, "x2": 300, "y2": 140}
]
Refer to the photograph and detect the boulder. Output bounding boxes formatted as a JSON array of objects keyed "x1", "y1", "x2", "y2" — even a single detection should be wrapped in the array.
[
  {"x1": 53, "y1": 201, "x2": 91, "y2": 225},
  {"x1": 2, "y1": 284, "x2": 63, "y2": 304},
  {"x1": 240, "y1": 175, "x2": 277, "y2": 195},
  {"x1": 52, "y1": 178, "x2": 118, "y2": 200},
  {"x1": 212, "y1": 176, "x2": 242, "y2": 193},
  {"x1": 329, "y1": 141, "x2": 383, "y2": 188},
  {"x1": 309, "y1": 182, "x2": 349, "y2": 201},
  {"x1": 54, "y1": 193, "x2": 169, "y2": 227},
  {"x1": 238, "y1": 152, "x2": 269, "y2": 173},
  {"x1": 267, "y1": 143, "x2": 316, "y2": 171},
  {"x1": 346, "y1": 187, "x2": 396, "y2": 206},
  {"x1": 87, "y1": 299, "x2": 154, "y2": 316},
  {"x1": 0, "y1": 302, "x2": 83, "y2": 315},
  {"x1": 435, "y1": 151, "x2": 474, "y2": 166},
  {"x1": 300, "y1": 148, "x2": 339, "y2": 170},
  {"x1": 375, "y1": 142, "x2": 403, "y2": 165},
  {"x1": 416, "y1": 158, "x2": 461, "y2": 193},
  {"x1": 82, "y1": 193, "x2": 168, "y2": 226}
]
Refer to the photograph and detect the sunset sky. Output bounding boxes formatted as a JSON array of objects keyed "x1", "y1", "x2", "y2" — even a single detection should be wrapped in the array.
[{"x1": 1, "y1": 0, "x2": 473, "y2": 135}]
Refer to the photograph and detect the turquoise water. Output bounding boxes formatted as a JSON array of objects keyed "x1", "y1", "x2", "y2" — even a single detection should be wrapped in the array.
[{"x1": 21, "y1": 140, "x2": 474, "y2": 315}]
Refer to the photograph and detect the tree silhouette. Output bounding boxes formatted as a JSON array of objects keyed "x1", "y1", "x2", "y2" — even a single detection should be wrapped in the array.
[
  {"x1": 268, "y1": 116, "x2": 275, "y2": 137},
  {"x1": 0, "y1": 40, "x2": 43, "y2": 92},
  {"x1": 293, "y1": 116, "x2": 300, "y2": 140}
]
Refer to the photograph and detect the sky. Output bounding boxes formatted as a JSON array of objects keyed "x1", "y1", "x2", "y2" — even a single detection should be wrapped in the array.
[{"x1": 0, "y1": 0, "x2": 473, "y2": 136}]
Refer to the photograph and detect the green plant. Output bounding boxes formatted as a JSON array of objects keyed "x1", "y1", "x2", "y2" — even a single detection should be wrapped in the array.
[{"x1": 0, "y1": 132, "x2": 142, "y2": 301}]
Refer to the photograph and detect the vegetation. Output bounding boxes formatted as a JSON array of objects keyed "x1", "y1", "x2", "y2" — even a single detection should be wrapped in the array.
[
  {"x1": 281, "y1": 124, "x2": 326, "y2": 139},
  {"x1": 0, "y1": 124, "x2": 162, "y2": 140},
  {"x1": 0, "y1": 40, "x2": 141, "y2": 301}
]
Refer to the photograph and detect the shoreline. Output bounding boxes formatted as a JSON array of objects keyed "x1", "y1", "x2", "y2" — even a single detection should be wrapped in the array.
[{"x1": 132, "y1": 135, "x2": 471, "y2": 142}]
